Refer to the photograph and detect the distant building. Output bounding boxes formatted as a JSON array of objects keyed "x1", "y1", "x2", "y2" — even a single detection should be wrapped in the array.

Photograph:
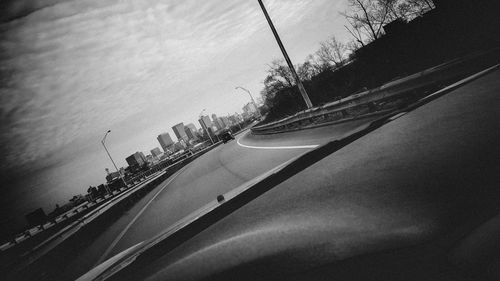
[
  {"x1": 25, "y1": 208, "x2": 47, "y2": 227},
  {"x1": 173, "y1": 141, "x2": 187, "y2": 151},
  {"x1": 229, "y1": 113, "x2": 243, "y2": 125},
  {"x1": 243, "y1": 102, "x2": 258, "y2": 117},
  {"x1": 105, "y1": 168, "x2": 122, "y2": 183},
  {"x1": 220, "y1": 116, "x2": 230, "y2": 127},
  {"x1": 150, "y1": 147, "x2": 162, "y2": 158},
  {"x1": 184, "y1": 127, "x2": 197, "y2": 141},
  {"x1": 186, "y1": 123, "x2": 198, "y2": 133},
  {"x1": 157, "y1": 133, "x2": 174, "y2": 152},
  {"x1": 211, "y1": 114, "x2": 219, "y2": 126},
  {"x1": 211, "y1": 114, "x2": 225, "y2": 131},
  {"x1": 146, "y1": 154, "x2": 159, "y2": 165},
  {"x1": 126, "y1": 152, "x2": 146, "y2": 167},
  {"x1": 199, "y1": 115, "x2": 212, "y2": 130},
  {"x1": 172, "y1": 123, "x2": 189, "y2": 142},
  {"x1": 184, "y1": 123, "x2": 199, "y2": 140}
]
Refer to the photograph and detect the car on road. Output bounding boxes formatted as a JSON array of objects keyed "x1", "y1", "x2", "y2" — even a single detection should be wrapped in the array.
[{"x1": 219, "y1": 130, "x2": 235, "y2": 143}]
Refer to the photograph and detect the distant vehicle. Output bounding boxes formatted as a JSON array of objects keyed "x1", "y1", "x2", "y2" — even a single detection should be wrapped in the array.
[{"x1": 219, "y1": 130, "x2": 234, "y2": 143}]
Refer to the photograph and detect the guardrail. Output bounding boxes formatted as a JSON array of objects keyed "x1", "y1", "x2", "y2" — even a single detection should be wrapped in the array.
[
  {"x1": 76, "y1": 63, "x2": 500, "y2": 281},
  {"x1": 0, "y1": 143, "x2": 220, "y2": 253},
  {"x1": 252, "y1": 50, "x2": 500, "y2": 135},
  {"x1": 3, "y1": 143, "x2": 222, "y2": 279}
]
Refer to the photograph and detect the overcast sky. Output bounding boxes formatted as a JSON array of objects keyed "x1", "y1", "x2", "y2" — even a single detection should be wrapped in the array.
[{"x1": 0, "y1": 0, "x2": 350, "y2": 227}]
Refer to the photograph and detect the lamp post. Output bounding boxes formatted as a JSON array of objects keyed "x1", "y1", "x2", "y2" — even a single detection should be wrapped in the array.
[
  {"x1": 101, "y1": 130, "x2": 127, "y2": 187},
  {"x1": 199, "y1": 109, "x2": 214, "y2": 145},
  {"x1": 235, "y1": 86, "x2": 261, "y2": 118},
  {"x1": 257, "y1": 0, "x2": 313, "y2": 109}
]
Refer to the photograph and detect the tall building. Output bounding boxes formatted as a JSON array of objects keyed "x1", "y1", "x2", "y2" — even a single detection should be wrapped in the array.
[
  {"x1": 186, "y1": 123, "x2": 198, "y2": 133},
  {"x1": 243, "y1": 102, "x2": 258, "y2": 116},
  {"x1": 184, "y1": 127, "x2": 197, "y2": 141},
  {"x1": 229, "y1": 113, "x2": 243, "y2": 125},
  {"x1": 199, "y1": 115, "x2": 212, "y2": 129},
  {"x1": 199, "y1": 115, "x2": 218, "y2": 140},
  {"x1": 126, "y1": 152, "x2": 146, "y2": 167},
  {"x1": 220, "y1": 116, "x2": 230, "y2": 128},
  {"x1": 199, "y1": 115, "x2": 212, "y2": 133},
  {"x1": 157, "y1": 133, "x2": 174, "y2": 152},
  {"x1": 211, "y1": 114, "x2": 223, "y2": 130},
  {"x1": 172, "y1": 123, "x2": 188, "y2": 142},
  {"x1": 150, "y1": 147, "x2": 162, "y2": 158}
]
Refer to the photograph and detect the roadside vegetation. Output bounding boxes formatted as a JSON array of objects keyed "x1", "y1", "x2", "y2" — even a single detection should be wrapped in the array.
[{"x1": 259, "y1": 0, "x2": 499, "y2": 122}]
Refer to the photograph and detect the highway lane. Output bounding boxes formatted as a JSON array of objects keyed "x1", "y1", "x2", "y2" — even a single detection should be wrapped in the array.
[
  {"x1": 115, "y1": 69, "x2": 500, "y2": 281},
  {"x1": 106, "y1": 117, "x2": 377, "y2": 258},
  {"x1": 61, "y1": 115, "x2": 378, "y2": 280}
]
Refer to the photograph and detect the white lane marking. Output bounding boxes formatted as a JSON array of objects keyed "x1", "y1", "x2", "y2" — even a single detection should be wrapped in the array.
[
  {"x1": 95, "y1": 165, "x2": 189, "y2": 265},
  {"x1": 236, "y1": 137, "x2": 318, "y2": 150},
  {"x1": 389, "y1": 112, "x2": 407, "y2": 121}
]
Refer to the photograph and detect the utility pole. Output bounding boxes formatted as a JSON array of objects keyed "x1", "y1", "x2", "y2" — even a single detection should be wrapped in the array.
[{"x1": 257, "y1": 0, "x2": 313, "y2": 109}]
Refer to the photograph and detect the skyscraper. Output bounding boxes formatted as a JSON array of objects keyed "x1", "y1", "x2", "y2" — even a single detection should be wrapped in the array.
[
  {"x1": 157, "y1": 133, "x2": 174, "y2": 152},
  {"x1": 172, "y1": 123, "x2": 188, "y2": 142},
  {"x1": 184, "y1": 126, "x2": 197, "y2": 141},
  {"x1": 186, "y1": 123, "x2": 198, "y2": 134},
  {"x1": 211, "y1": 114, "x2": 223, "y2": 130},
  {"x1": 199, "y1": 115, "x2": 212, "y2": 132},
  {"x1": 199, "y1": 115, "x2": 215, "y2": 140}
]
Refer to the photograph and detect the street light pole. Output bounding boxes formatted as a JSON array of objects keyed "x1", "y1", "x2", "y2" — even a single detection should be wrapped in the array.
[
  {"x1": 256, "y1": 0, "x2": 313, "y2": 109},
  {"x1": 235, "y1": 86, "x2": 261, "y2": 117},
  {"x1": 101, "y1": 130, "x2": 127, "y2": 187}
]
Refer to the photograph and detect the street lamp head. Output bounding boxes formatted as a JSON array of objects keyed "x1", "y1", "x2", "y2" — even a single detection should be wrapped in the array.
[{"x1": 107, "y1": 130, "x2": 111, "y2": 133}]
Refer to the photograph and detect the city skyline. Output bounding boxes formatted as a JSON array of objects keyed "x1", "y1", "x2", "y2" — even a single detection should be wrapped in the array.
[{"x1": 0, "y1": 0, "x2": 349, "y2": 230}]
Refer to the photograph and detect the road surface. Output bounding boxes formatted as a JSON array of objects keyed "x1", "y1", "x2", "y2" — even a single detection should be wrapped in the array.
[
  {"x1": 106, "y1": 69, "x2": 500, "y2": 281},
  {"x1": 60, "y1": 115, "x2": 379, "y2": 280}
]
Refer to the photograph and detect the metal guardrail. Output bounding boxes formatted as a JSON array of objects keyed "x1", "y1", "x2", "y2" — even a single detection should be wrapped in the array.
[
  {"x1": 77, "y1": 63, "x2": 500, "y2": 281},
  {"x1": 251, "y1": 51, "x2": 497, "y2": 135},
  {"x1": 0, "y1": 144, "x2": 220, "y2": 253},
  {"x1": 4, "y1": 143, "x2": 222, "y2": 277}
]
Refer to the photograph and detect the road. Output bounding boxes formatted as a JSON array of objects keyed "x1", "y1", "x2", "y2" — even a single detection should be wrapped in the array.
[
  {"x1": 61, "y1": 115, "x2": 379, "y2": 280},
  {"x1": 105, "y1": 69, "x2": 500, "y2": 281}
]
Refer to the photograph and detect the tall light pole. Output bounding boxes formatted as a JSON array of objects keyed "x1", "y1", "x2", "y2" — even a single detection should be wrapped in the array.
[
  {"x1": 257, "y1": 0, "x2": 313, "y2": 109},
  {"x1": 235, "y1": 86, "x2": 261, "y2": 117},
  {"x1": 199, "y1": 109, "x2": 214, "y2": 145},
  {"x1": 101, "y1": 130, "x2": 127, "y2": 187}
]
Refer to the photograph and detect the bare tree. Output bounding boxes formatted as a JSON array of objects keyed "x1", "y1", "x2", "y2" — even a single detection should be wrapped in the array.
[
  {"x1": 400, "y1": 0, "x2": 434, "y2": 18},
  {"x1": 296, "y1": 61, "x2": 316, "y2": 81},
  {"x1": 305, "y1": 54, "x2": 327, "y2": 74},
  {"x1": 346, "y1": 39, "x2": 362, "y2": 53},
  {"x1": 379, "y1": 0, "x2": 405, "y2": 20},
  {"x1": 315, "y1": 36, "x2": 348, "y2": 69},
  {"x1": 342, "y1": 0, "x2": 391, "y2": 44},
  {"x1": 265, "y1": 59, "x2": 294, "y2": 88}
]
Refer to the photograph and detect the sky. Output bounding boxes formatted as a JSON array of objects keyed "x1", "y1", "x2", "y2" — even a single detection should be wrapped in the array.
[{"x1": 0, "y1": 0, "x2": 350, "y2": 230}]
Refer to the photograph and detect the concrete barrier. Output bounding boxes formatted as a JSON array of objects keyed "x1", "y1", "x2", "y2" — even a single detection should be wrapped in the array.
[{"x1": 252, "y1": 50, "x2": 500, "y2": 135}]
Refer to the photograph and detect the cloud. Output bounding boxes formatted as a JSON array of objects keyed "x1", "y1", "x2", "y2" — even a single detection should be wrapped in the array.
[
  {"x1": 0, "y1": 0, "x2": 68, "y2": 23},
  {"x1": 1, "y1": 0, "x2": 349, "y2": 230}
]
